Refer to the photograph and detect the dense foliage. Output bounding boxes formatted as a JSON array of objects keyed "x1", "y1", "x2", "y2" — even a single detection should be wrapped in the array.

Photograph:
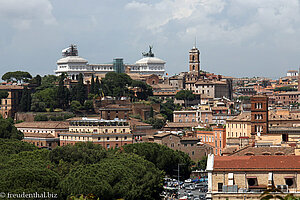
[
  {"x1": 0, "y1": 90, "x2": 9, "y2": 100},
  {"x1": 60, "y1": 154, "x2": 164, "y2": 200},
  {"x1": 0, "y1": 117, "x2": 23, "y2": 140},
  {"x1": 100, "y1": 72, "x2": 153, "y2": 100},
  {"x1": 0, "y1": 140, "x2": 170, "y2": 199},
  {"x1": 274, "y1": 86, "x2": 297, "y2": 92},
  {"x1": 2, "y1": 71, "x2": 32, "y2": 83},
  {"x1": 175, "y1": 90, "x2": 195, "y2": 107},
  {"x1": 123, "y1": 142, "x2": 193, "y2": 180}
]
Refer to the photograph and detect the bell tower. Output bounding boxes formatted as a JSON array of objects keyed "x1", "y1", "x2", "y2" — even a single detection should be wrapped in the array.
[{"x1": 189, "y1": 45, "x2": 200, "y2": 75}]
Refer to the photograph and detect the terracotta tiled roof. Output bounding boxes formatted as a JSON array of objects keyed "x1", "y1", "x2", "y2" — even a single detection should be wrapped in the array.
[
  {"x1": 15, "y1": 121, "x2": 69, "y2": 129},
  {"x1": 211, "y1": 107, "x2": 229, "y2": 110},
  {"x1": 164, "y1": 122, "x2": 198, "y2": 128},
  {"x1": 227, "y1": 110, "x2": 300, "y2": 122},
  {"x1": 228, "y1": 146, "x2": 295, "y2": 156},
  {"x1": 154, "y1": 132, "x2": 179, "y2": 138},
  {"x1": 180, "y1": 137, "x2": 199, "y2": 141},
  {"x1": 214, "y1": 155, "x2": 300, "y2": 171},
  {"x1": 0, "y1": 85, "x2": 23, "y2": 90},
  {"x1": 24, "y1": 132, "x2": 56, "y2": 138}
]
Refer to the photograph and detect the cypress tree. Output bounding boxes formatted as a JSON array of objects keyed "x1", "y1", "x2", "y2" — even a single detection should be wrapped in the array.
[
  {"x1": 95, "y1": 76, "x2": 100, "y2": 95},
  {"x1": 57, "y1": 74, "x2": 65, "y2": 109},
  {"x1": 90, "y1": 74, "x2": 95, "y2": 94},
  {"x1": 20, "y1": 87, "x2": 31, "y2": 112},
  {"x1": 76, "y1": 73, "x2": 87, "y2": 105}
]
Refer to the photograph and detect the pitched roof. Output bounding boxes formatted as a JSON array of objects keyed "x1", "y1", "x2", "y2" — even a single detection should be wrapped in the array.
[
  {"x1": 15, "y1": 121, "x2": 69, "y2": 129},
  {"x1": 214, "y1": 155, "x2": 300, "y2": 172},
  {"x1": 164, "y1": 122, "x2": 198, "y2": 128}
]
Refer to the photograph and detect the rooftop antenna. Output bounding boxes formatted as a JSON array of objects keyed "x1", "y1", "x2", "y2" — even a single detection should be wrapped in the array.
[{"x1": 194, "y1": 36, "x2": 197, "y2": 48}]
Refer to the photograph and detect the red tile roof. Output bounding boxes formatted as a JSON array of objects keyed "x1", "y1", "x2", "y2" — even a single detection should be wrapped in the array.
[{"x1": 214, "y1": 155, "x2": 300, "y2": 172}]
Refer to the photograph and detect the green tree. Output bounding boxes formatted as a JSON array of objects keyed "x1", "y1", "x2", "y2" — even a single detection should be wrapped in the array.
[
  {"x1": 160, "y1": 98, "x2": 176, "y2": 121},
  {"x1": 70, "y1": 100, "x2": 82, "y2": 113},
  {"x1": 0, "y1": 150, "x2": 60, "y2": 196},
  {"x1": 57, "y1": 73, "x2": 70, "y2": 110},
  {"x1": 274, "y1": 87, "x2": 297, "y2": 92},
  {"x1": 84, "y1": 100, "x2": 94, "y2": 112},
  {"x1": 34, "y1": 114, "x2": 48, "y2": 121},
  {"x1": 31, "y1": 95, "x2": 46, "y2": 112},
  {"x1": 20, "y1": 87, "x2": 31, "y2": 112},
  {"x1": 131, "y1": 80, "x2": 153, "y2": 100},
  {"x1": 123, "y1": 142, "x2": 192, "y2": 180},
  {"x1": 2, "y1": 71, "x2": 32, "y2": 83},
  {"x1": 101, "y1": 72, "x2": 132, "y2": 98},
  {"x1": 71, "y1": 73, "x2": 87, "y2": 105},
  {"x1": 49, "y1": 142, "x2": 107, "y2": 177},
  {"x1": 0, "y1": 117, "x2": 23, "y2": 140},
  {"x1": 90, "y1": 74, "x2": 95, "y2": 94},
  {"x1": 37, "y1": 75, "x2": 58, "y2": 90},
  {"x1": 95, "y1": 76, "x2": 101, "y2": 95},
  {"x1": 260, "y1": 186, "x2": 297, "y2": 200},
  {"x1": 150, "y1": 107, "x2": 154, "y2": 118},
  {"x1": 175, "y1": 90, "x2": 195, "y2": 107},
  {"x1": 0, "y1": 90, "x2": 9, "y2": 100},
  {"x1": 31, "y1": 87, "x2": 58, "y2": 109},
  {"x1": 195, "y1": 156, "x2": 207, "y2": 171},
  {"x1": 29, "y1": 74, "x2": 42, "y2": 87},
  {"x1": 59, "y1": 153, "x2": 164, "y2": 200}
]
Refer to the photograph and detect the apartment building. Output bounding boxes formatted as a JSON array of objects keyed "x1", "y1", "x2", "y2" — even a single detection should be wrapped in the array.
[
  {"x1": 0, "y1": 85, "x2": 23, "y2": 119},
  {"x1": 196, "y1": 127, "x2": 226, "y2": 156},
  {"x1": 206, "y1": 155, "x2": 300, "y2": 200},
  {"x1": 60, "y1": 117, "x2": 132, "y2": 149},
  {"x1": 15, "y1": 121, "x2": 69, "y2": 148}
]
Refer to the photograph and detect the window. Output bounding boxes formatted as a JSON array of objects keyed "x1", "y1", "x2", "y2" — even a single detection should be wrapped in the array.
[
  {"x1": 247, "y1": 178, "x2": 257, "y2": 186},
  {"x1": 107, "y1": 137, "x2": 110, "y2": 141},
  {"x1": 115, "y1": 143, "x2": 119, "y2": 148},
  {"x1": 106, "y1": 144, "x2": 110, "y2": 149},
  {"x1": 285, "y1": 178, "x2": 295, "y2": 187},
  {"x1": 125, "y1": 136, "x2": 127, "y2": 140},
  {"x1": 116, "y1": 137, "x2": 119, "y2": 141},
  {"x1": 192, "y1": 151, "x2": 194, "y2": 155},
  {"x1": 218, "y1": 183, "x2": 223, "y2": 192}
]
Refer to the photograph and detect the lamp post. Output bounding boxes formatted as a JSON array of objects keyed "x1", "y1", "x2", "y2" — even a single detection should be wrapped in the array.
[{"x1": 177, "y1": 163, "x2": 185, "y2": 198}]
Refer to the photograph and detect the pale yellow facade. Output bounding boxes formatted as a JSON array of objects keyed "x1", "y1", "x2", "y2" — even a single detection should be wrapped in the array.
[{"x1": 226, "y1": 121, "x2": 251, "y2": 138}]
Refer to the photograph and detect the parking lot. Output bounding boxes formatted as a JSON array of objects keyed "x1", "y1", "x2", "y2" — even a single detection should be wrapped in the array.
[{"x1": 163, "y1": 178, "x2": 208, "y2": 200}]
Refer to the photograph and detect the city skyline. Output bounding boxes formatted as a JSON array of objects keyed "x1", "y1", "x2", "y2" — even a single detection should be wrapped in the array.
[{"x1": 1, "y1": 0, "x2": 300, "y2": 78}]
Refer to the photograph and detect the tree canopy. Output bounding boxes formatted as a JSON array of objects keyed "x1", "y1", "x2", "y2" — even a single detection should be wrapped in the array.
[
  {"x1": 60, "y1": 153, "x2": 164, "y2": 200},
  {"x1": 175, "y1": 90, "x2": 195, "y2": 107},
  {"x1": 123, "y1": 142, "x2": 192, "y2": 180},
  {"x1": 0, "y1": 90, "x2": 9, "y2": 100},
  {"x1": 0, "y1": 117, "x2": 23, "y2": 140},
  {"x1": 0, "y1": 140, "x2": 166, "y2": 199},
  {"x1": 2, "y1": 71, "x2": 32, "y2": 83}
]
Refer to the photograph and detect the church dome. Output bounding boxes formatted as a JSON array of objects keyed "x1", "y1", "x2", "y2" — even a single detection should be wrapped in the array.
[
  {"x1": 57, "y1": 56, "x2": 88, "y2": 64},
  {"x1": 135, "y1": 57, "x2": 166, "y2": 65}
]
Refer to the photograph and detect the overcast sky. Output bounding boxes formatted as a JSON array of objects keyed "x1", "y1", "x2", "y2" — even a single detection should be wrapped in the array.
[{"x1": 1, "y1": 0, "x2": 300, "y2": 78}]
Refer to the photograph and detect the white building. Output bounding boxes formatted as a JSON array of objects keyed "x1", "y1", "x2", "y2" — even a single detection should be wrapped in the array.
[
  {"x1": 131, "y1": 56, "x2": 166, "y2": 76},
  {"x1": 55, "y1": 45, "x2": 166, "y2": 79},
  {"x1": 286, "y1": 70, "x2": 298, "y2": 77}
]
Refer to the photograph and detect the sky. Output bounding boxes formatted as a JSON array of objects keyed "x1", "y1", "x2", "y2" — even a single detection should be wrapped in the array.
[{"x1": 1, "y1": 0, "x2": 300, "y2": 79}]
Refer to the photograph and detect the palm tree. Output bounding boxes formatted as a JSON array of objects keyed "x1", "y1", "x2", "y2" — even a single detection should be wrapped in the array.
[{"x1": 260, "y1": 186, "x2": 299, "y2": 200}]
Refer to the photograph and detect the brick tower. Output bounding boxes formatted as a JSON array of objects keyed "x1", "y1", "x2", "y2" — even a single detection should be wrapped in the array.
[
  {"x1": 251, "y1": 95, "x2": 269, "y2": 136},
  {"x1": 189, "y1": 46, "x2": 200, "y2": 75}
]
